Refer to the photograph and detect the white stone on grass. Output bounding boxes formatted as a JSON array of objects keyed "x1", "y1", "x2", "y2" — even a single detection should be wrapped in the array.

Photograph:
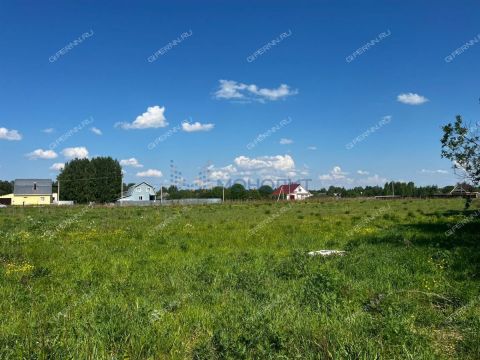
[{"x1": 307, "y1": 250, "x2": 346, "y2": 257}]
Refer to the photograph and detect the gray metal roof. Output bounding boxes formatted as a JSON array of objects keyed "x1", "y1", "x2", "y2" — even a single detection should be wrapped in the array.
[{"x1": 14, "y1": 179, "x2": 52, "y2": 195}]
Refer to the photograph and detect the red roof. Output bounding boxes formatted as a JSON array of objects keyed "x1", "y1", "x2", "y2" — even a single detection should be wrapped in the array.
[{"x1": 272, "y1": 183, "x2": 300, "y2": 195}]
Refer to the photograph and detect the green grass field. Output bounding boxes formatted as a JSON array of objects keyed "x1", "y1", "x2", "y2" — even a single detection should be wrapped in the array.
[{"x1": 1, "y1": 199, "x2": 479, "y2": 359}]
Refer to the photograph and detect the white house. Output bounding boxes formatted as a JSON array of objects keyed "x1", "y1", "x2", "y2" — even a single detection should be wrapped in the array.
[
  {"x1": 272, "y1": 183, "x2": 313, "y2": 200},
  {"x1": 118, "y1": 182, "x2": 156, "y2": 202}
]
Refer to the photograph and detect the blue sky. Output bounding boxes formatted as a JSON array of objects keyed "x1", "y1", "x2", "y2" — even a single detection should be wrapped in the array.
[{"x1": 0, "y1": 0, "x2": 479, "y2": 189}]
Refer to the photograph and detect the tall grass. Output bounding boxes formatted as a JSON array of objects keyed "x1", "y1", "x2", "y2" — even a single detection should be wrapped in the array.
[{"x1": 0, "y1": 198, "x2": 479, "y2": 359}]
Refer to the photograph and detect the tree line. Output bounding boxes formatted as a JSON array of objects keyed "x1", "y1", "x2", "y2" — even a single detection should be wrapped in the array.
[
  {"x1": 0, "y1": 172, "x2": 477, "y2": 204},
  {"x1": 157, "y1": 182, "x2": 478, "y2": 201},
  {"x1": 0, "y1": 115, "x2": 477, "y2": 204}
]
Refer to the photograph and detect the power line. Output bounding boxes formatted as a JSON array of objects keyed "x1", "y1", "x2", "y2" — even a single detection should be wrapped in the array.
[{"x1": 56, "y1": 175, "x2": 121, "y2": 182}]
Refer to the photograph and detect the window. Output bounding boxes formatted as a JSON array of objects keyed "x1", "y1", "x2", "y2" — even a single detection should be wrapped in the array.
[
  {"x1": 139, "y1": 196, "x2": 143, "y2": 200},
  {"x1": 33, "y1": 183, "x2": 37, "y2": 191}
]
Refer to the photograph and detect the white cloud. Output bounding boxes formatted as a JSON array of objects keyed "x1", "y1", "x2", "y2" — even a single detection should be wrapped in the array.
[
  {"x1": 182, "y1": 121, "x2": 214, "y2": 132},
  {"x1": 307, "y1": 146, "x2": 317, "y2": 150},
  {"x1": 205, "y1": 154, "x2": 300, "y2": 187},
  {"x1": 0, "y1": 127, "x2": 22, "y2": 141},
  {"x1": 26, "y1": 149, "x2": 58, "y2": 160},
  {"x1": 91, "y1": 127, "x2": 102, "y2": 135},
  {"x1": 116, "y1": 106, "x2": 168, "y2": 129},
  {"x1": 42, "y1": 128, "x2": 55, "y2": 134},
  {"x1": 234, "y1": 154, "x2": 295, "y2": 172},
  {"x1": 50, "y1": 162, "x2": 65, "y2": 171},
  {"x1": 214, "y1": 80, "x2": 298, "y2": 102},
  {"x1": 248, "y1": 84, "x2": 298, "y2": 101},
  {"x1": 279, "y1": 138, "x2": 293, "y2": 145},
  {"x1": 421, "y1": 169, "x2": 449, "y2": 174},
  {"x1": 355, "y1": 174, "x2": 388, "y2": 186},
  {"x1": 214, "y1": 80, "x2": 245, "y2": 100},
  {"x1": 319, "y1": 166, "x2": 388, "y2": 187},
  {"x1": 319, "y1": 166, "x2": 349, "y2": 181},
  {"x1": 136, "y1": 169, "x2": 163, "y2": 177},
  {"x1": 397, "y1": 93, "x2": 429, "y2": 105},
  {"x1": 209, "y1": 164, "x2": 237, "y2": 181},
  {"x1": 120, "y1": 158, "x2": 143, "y2": 168},
  {"x1": 62, "y1": 147, "x2": 89, "y2": 159}
]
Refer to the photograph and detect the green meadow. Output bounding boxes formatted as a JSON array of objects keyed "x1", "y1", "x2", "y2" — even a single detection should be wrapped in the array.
[{"x1": 1, "y1": 198, "x2": 479, "y2": 359}]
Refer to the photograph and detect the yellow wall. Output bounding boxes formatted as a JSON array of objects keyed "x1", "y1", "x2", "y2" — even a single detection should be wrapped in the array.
[{"x1": 11, "y1": 195, "x2": 52, "y2": 206}]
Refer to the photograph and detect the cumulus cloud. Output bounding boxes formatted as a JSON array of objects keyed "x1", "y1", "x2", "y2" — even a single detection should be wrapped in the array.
[
  {"x1": 136, "y1": 169, "x2": 163, "y2": 177},
  {"x1": 397, "y1": 93, "x2": 429, "y2": 105},
  {"x1": 116, "y1": 106, "x2": 168, "y2": 129},
  {"x1": 355, "y1": 174, "x2": 388, "y2": 186},
  {"x1": 209, "y1": 164, "x2": 237, "y2": 181},
  {"x1": 319, "y1": 166, "x2": 349, "y2": 181},
  {"x1": 182, "y1": 121, "x2": 214, "y2": 132},
  {"x1": 120, "y1": 158, "x2": 143, "y2": 168},
  {"x1": 91, "y1": 127, "x2": 102, "y2": 135},
  {"x1": 234, "y1": 154, "x2": 295, "y2": 172},
  {"x1": 204, "y1": 154, "x2": 300, "y2": 187},
  {"x1": 26, "y1": 149, "x2": 58, "y2": 160},
  {"x1": 62, "y1": 147, "x2": 89, "y2": 159},
  {"x1": 421, "y1": 169, "x2": 449, "y2": 174},
  {"x1": 307, "y1": 146, "x2": 317, "y2": 150},
  {"x1": 0, "y1": 127, "x2": 22, "y2": 141},
  {"x1": 50, "y1": 163, "x2": 65, "y2": 171},
  {"x1": 279, "y1": 138, "x2": 293, "y2": 145},
  {"x1": 214, "y1": 80, "x2": 298, "y2": 102},
  {"x1": 42, "y1": 128, "x2": 55, "y2": 134},
  {"x1": 319, "y1": 166, "x2": 388, "y2": 187}
]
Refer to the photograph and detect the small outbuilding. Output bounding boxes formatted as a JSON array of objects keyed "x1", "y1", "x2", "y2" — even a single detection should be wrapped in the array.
[{"x1": 273, "y1": 183, "x2": 312, "y2": 200}]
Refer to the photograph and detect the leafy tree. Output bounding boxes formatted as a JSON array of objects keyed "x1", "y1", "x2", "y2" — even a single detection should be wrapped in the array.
[
  {"x1": 230, "y1": 183, "x2": 247, "y2": 200},
  {"x1": 155, "y1": 186, "x2": 168, "y2": 198},
  {"x1": 258, "y1": 185, "x2": 274, "y2": 198},
  {"x1": 441, "y1": 115, "x2": 480, "y2": 185},
  {"x1": 91, "y1": 157, "x2": 122, "y2": 203},
  {"x1": 441, "y1": 185, "x2": 455, "y2": 194},
  {"x1": 0, "y1": 180, "x2": 13, "y2": 195},
  {"x1": 247, "y1": 189, "x2": 261, "y2": 200},
  {"x1": 57, "y1": 157, "x2": 121, "y2": 203},
  {"x1": 363, "y1": 186, "x2": 383, "y2": 197},
  {"x1": 58, "y1": 158, "x2": 94, "y2": 203},
  {"x1": 52, "y1": 181, "x2": 58, "y2": 195},
  {"x1": 209, "y1": 186, "x2": 225, "y2": 199}
]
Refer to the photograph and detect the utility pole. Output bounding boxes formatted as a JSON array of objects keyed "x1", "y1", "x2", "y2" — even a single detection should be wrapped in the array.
[
  {"x1": 160, "y1": 186, "x2": 163, "y2": 204},
  {"x1": 392, "y1": 181, "x2": 395, "y2": 196},
  {"x1": 222, "y1": 186, "x2": 225, "y2": 203},
  {"x1": 58, "y1": 180, "x2": 60, "y2": 203},
  {"x1": 120, "y1": 174, "x2": 123, "y2": 206}
]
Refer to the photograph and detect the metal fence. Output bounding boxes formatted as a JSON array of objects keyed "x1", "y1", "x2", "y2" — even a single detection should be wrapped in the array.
[{"x1": 117, "y1": 198, "x2": 222, "y2": 206}]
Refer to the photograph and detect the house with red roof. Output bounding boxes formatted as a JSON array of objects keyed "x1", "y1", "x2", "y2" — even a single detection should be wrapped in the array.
[{"x1": 272, "y1": 183, "x2": 312, "y2": 200}]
